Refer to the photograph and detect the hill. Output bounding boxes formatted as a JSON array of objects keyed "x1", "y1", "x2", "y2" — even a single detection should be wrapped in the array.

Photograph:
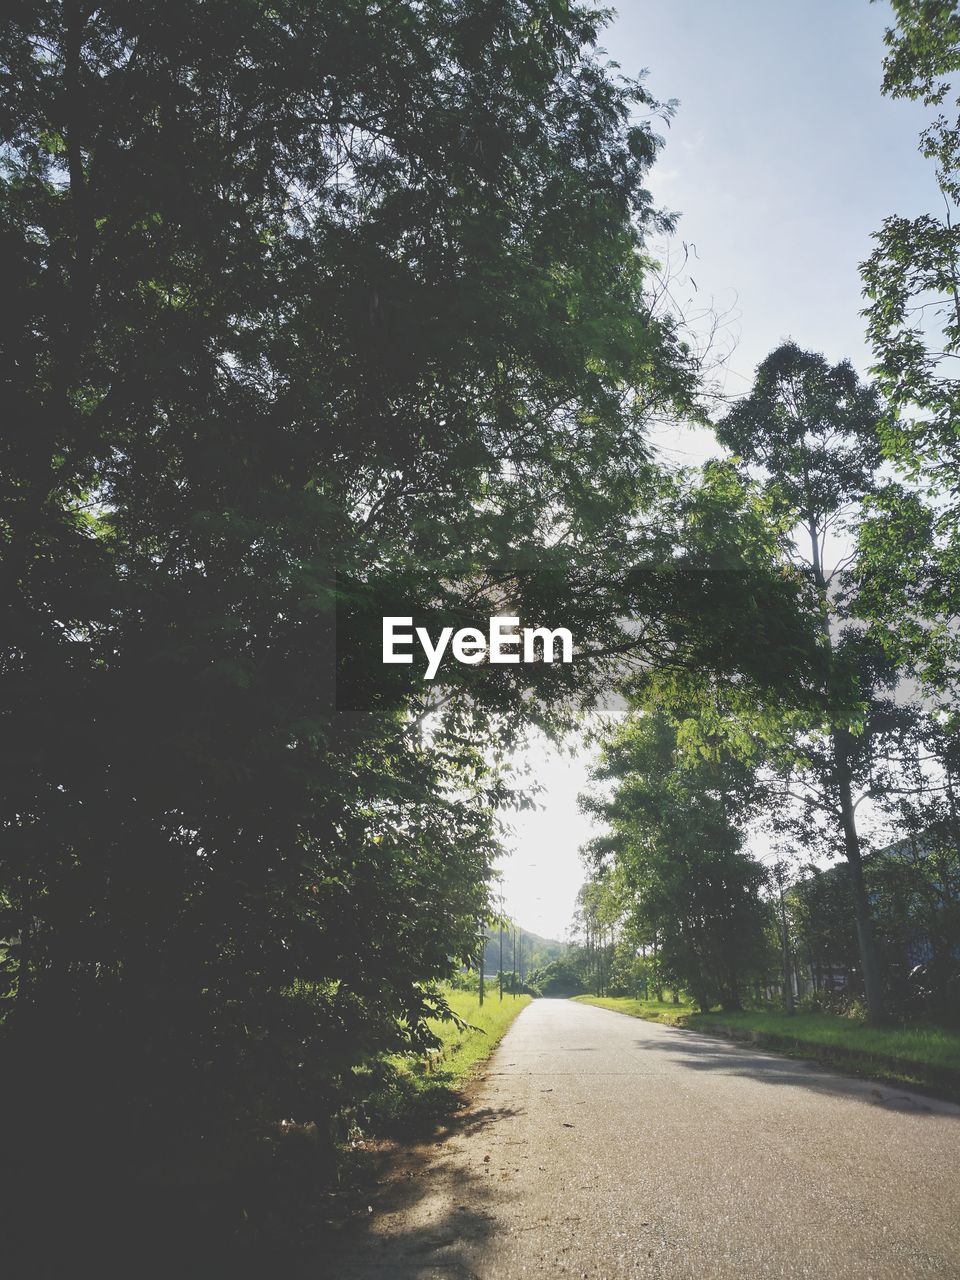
[{"x1": 482, "y1": 925, "x2": 566, "y2": 978}]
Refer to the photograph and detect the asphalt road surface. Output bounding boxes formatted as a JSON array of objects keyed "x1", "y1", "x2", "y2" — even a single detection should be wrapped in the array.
[{"x1": 322, "y1": 999, "x2": 960, "y2": 1279}]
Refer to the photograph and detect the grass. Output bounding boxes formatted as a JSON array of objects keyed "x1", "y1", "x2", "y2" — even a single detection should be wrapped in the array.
[
  {"x1": 572, "y1": 996, "x2": 696, "y2": 1029},
  {"x1": 360, "y1": 988, "x2": 531, "y2": 1135},
  {"x1": 572, "y1": 995, "x2": 960, "y2": 1098},
  {"x1": 421, "y1": 987, "x2": 533, "y2": 1084}
]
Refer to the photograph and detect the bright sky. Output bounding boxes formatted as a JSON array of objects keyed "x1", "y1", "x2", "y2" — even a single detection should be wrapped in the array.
[{"x1": 494, "y1": 0, "x2": 941, "y2": 942}]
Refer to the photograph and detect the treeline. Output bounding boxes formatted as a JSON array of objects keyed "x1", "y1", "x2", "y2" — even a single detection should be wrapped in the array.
[
  {"x1": 569, "y1": 7, "x2": 960, "y2": 1033},
  {"x1": 574, "y1": 334, "x2": 960, "y2": 1025},
  {"x1": 572, "y1": 833, "x2": 960, "y2": 1024}
]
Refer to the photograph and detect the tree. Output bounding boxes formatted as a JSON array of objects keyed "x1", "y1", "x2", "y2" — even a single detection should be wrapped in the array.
[
  {"x1": 526, "y1": 956, "x2": 585, "y2": 998},
  {"x1": 0, "y1": 2, "x2": 704, "y2": 1222},
  {"x1": 867, "y1": 712, "x2": 960, "y2": 1018},
  {"x1": 571, "y1": 871, "x2": 625, "y2": 997},
  {"x1": 715, "y1": 343, "x2": 891, "y2": 1025},
  {"x1": 582, "y1": 712, "x2": 771, "y2": 1014},
  {"x1": 852, "y1": 12, "x2": 960, "y2": 1026},
  {"x1": 858, "y1": 2, "x2": 960, "y2": 699},
  {"x1": 863, "y1": 0, "x2": 960, "y2": 525},
  {"x1": 787, "y1": 862, "x2": 859, "y2": 999},
  {"x1": 771, "y1": 857, "x2": 796, "y2": 1014}
]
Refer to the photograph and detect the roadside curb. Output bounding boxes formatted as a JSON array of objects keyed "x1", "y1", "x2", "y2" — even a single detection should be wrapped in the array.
[
  {"x1": 574, "y1": 999, "x2": 960, "y2": 1104},
  {"x1": 691, "y1": 1019, "x2": 960, "y2": 1101}
]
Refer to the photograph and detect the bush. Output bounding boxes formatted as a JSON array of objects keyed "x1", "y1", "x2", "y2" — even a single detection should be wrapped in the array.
[
  {"x1": 796, "y1": 988, "x2": 865, "y2": 1020},
  {"x1": 527, "y1": 959, "x2": 585, "y2": 997}
]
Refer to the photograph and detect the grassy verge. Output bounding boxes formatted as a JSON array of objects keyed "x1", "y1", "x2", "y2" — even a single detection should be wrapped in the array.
[
  {"x1": 572, "y1": 996, "x2": 695, "y2": 1028},
  {"x1": 361, "y1": 989, "x2": 531, "y2": 1135},
  {"x1": 572, "y1": 995, "x2": 960, "y2": 1099},
  {"x1": 421, "y1": 988, "x2": 534, "y2": 1083}
]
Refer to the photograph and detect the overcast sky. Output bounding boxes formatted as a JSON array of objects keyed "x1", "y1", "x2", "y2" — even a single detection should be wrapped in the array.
[{"x1": 494, "y1": 0, "x2": 941, "y2": 943}]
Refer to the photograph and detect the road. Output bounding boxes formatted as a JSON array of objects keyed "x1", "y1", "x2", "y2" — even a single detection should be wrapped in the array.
[{"x1": 322, "y1": 999, "x2": 960, "y2": 1279}]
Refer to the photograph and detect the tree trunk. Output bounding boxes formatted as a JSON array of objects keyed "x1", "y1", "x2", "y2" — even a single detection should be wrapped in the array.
[
  {"x1": 778, "y1": 879, "x2": 794, "y2": 1015},
  {"x1": 807, "y1": 504, "x2": 885, "y2": 1029},
  {"x1": 834, "y1": 730, "x2": 885, "y2": 1025}
]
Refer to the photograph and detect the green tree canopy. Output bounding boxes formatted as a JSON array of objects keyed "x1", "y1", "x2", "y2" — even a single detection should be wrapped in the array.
[
  {"x1": 713, "y1": 343, "x2": 899, "y2": 1024},
  {"x1": 857, "y1": 2, "x2": 960, "y2": 694},
  {"x1": 0, "y1": 0, "x2": 700, "y2": 1152},
  {"x1": 581, "y1": 711, "x2": 771, "y2": 1014}
]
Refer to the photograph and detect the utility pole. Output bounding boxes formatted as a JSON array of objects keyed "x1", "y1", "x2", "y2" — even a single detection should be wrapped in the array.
[
  {"x1": 499, "y1": 918, "x2": 504, "y2": 1001},
  {"x1": 478, "y1": 927, "x2": 485, "y2": 1006}
]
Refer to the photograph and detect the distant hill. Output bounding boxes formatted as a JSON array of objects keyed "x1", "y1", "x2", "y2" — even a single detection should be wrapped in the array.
[{"x1": 482, "y1": 925, "x2": 566, "y2": 977}]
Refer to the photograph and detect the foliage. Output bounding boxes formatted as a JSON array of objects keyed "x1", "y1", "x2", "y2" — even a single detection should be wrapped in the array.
[
  {"x1": 580, "y1": 711, "x2": 773, "y2": 1013},
  {"x1": 619, "y1": 459, "x2": 829, "y2": 759},
  {"x1": 713, "y1": 342, "x2": 900, "y2": 1024},
  {"x1": 363, "y1": 987, "x2": 531, "y2": 1135},
  {"x1": 0, "y1": 0, "x2": 703, "y2": 1171},
  {"x1": 864, "y1": 1, "x2": 960, "y2": 507},
  {"x1": 860, "y1": 1, "x2": 960, "y2": 688},
  {"x1": 716, "y1": 344, "x2": 884, "y2": 537},
  {"x1": 526, "y1": 956, "x2": 585, "y2": 997},
  {"x1": 787, "y1": 863, "x2": 860, "y2": 990}
]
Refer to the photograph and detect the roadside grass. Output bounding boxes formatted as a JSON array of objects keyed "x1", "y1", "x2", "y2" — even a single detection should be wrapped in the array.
[
  {"x1": 201, "y1": 989, "x2": 533, "y2": 1246},
  {"x1": 572, "y1": 995, "x2": 960, "y2": 1098},
  {"x1": 422, "y1": 988, "x2": 533, "y2": 1083},
  {"x1": 359, "y1": 989, "x2": 531, "y2": 1136},
  {"x1": 572, "y1": 996, "x2": 695, "y2": 1029}
]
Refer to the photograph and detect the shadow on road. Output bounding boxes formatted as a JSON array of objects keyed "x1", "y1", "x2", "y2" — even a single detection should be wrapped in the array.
[
  {"x1": 308, "y1": 1102, "x2": 523, "y2": 1279},
  {"x1": 630, "y1": 1028, "x2": 958, "y2": 1115}
]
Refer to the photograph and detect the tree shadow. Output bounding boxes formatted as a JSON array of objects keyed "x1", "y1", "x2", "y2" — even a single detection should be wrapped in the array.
[
  {"x1": 630, "y1": 1028, "x2": 960, "y2": 1115},
  {"x1": 309, "y1": 1100, "x2": 524, "y2": 1279}
]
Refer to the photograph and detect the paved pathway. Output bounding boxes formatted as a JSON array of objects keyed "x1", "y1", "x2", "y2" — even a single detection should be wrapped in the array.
[{"x1": 322, "y1": 999, "x2": 960, "y2": 1279}]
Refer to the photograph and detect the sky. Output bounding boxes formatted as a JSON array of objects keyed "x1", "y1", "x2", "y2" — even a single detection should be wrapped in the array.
[{"x1": 494, "y1": 0, "x2": 942, "y2": 943}]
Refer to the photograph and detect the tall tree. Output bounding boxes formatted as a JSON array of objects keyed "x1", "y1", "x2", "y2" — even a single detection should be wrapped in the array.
[
  {"x1": 863, "y1": 0, "x2": 960, "y2": 519},
  {"x1": 858, "y1": 1, "x2": 960, "y2": 700},
  {"x1": 582, "y1": 712, "x2": 771, "y2": 1014},
  {"x1": 715, "y1": 342, "x2": 890, "y2": 1025},
  {"x1": 0, "y1": 0, "x2": 700, "y2": 1170}
]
